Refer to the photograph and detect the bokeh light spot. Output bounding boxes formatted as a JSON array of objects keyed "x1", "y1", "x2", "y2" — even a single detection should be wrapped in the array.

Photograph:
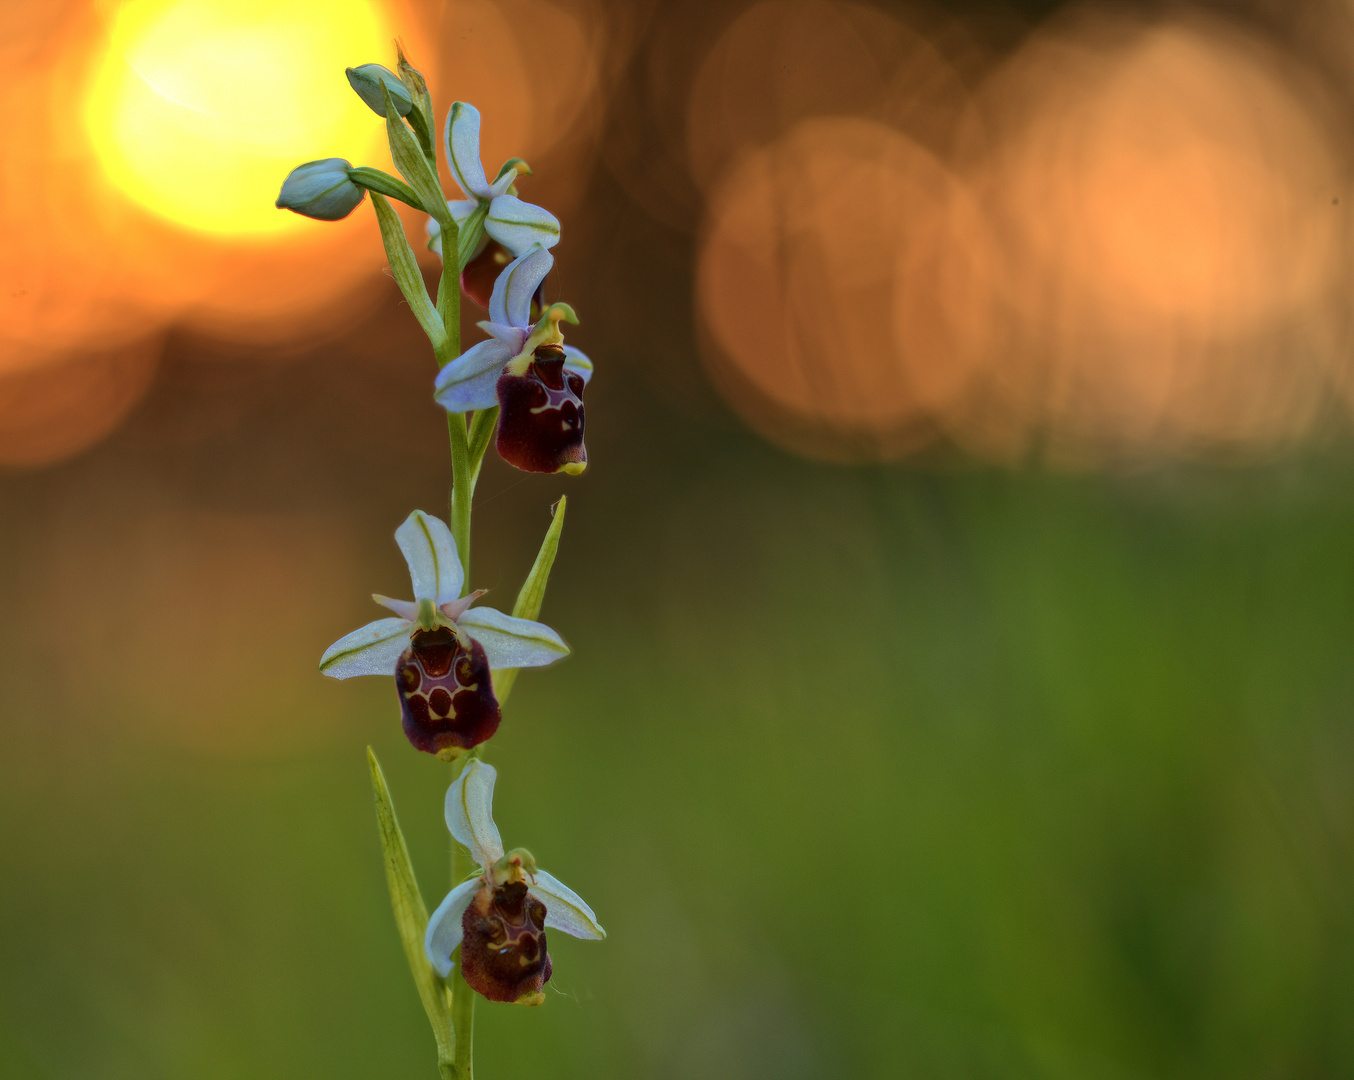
[
  {"x1": 84, "y1": 0, "x2": 391, "y2": 236},
  {"x1": 698, "y1": 117, "x2": 995, "y2": 462}
]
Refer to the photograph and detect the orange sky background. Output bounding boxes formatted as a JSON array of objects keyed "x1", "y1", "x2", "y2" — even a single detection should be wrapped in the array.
[{"x1": 3, "y1": 0, "x2": 1354, "y2": 468}]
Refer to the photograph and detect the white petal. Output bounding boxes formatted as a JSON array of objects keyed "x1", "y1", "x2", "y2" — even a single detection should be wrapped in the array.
[
  {"x1": 445, "y1": 759, "x2": 504, "y2": 868},
  {"x1": 426, "y1": 201, "x2": 480, "y2": 257},
  {"x1": 444, "y1": 101, "x2": 492, "y2": 199},
  {"x1": 424, "y1": 878, "x2": 481, "y2": 978},
  {"x1": 433, "y1": 338, "x2": 514, "y2": 413},
  {"x1": 435, "y1": 365, "x2": 502, "y2": 414},
  {"x1": 478, "y1": 321, "x2": 528, "y2": 349},
  {"x1": 485, "y1": 195, "x2": 561, "y2": 257},
  {"x1": 436, "y1": 337, "x2": 515, "y2": 384},
  {"x1": 529, "y1": 870, "x2": 605, "y2": 939},
  {"x1": 319, "y1": 617, "x2": 410, "y2": 679},
  {"x1": 489, "y1": 245, "x2": 553, "y2": 329},
  {"x1": 448, "y1": 199, "x2": 478, "y2": 225},
  {"x1": 457, "y1": 606, "x2": 569, "y2": 670},
  {"x1": 395, "y1": 510, "x2": 464, "y2": 606},
  {"x1": 373, "y1": 594, "x2": 419, "y2": 621},
  {"x1": 562, "y1": 344, "x2": 594, "y2": 386}
]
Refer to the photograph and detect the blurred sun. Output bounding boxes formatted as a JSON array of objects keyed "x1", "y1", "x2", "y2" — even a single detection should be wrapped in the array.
[{"x1": 84, "y1": 0, "x2": 392, "y2": 236}]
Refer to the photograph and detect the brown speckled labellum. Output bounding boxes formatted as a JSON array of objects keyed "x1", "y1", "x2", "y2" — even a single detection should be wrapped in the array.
[
  {"x1": 396, "y1": 627, "x2": 501, "y2": 756},
  {"x1": 460, "y1": 880, "x2": 552, "y2": 1003}
]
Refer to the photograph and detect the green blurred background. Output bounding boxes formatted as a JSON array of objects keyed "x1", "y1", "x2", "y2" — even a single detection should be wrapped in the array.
[{"x1": 4, "y1": 0, "x2": 1354, "y2": 1077}]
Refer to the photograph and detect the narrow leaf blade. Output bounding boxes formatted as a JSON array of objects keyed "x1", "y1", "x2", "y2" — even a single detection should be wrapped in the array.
[
  {"x1": 493, "y1": 496, "x2": 566, "y2": 705},
  {"x1": 382, "y1": 82, "x2": 448, "y2": 229},
  {"x1": 367, "y1": 747, "x2": 456, "y2": 1069},
  {"x1": 370, "y1": 192, "x2": 447, "y2": 351}
]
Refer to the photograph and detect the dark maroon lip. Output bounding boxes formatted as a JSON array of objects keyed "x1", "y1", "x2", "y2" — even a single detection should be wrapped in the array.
[
  {"x1": 494, "y1": 354, "x2": 587, "y2": 474},
  {"x1": 459, "y1": 880, "x2": 553, "y2": 1003},
  {"x1": 396, "y1": 627, "x2": 501, "y2": 755}
]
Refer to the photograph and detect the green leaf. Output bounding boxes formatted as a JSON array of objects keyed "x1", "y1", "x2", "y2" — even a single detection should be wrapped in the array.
[
  {"x1": 493, "y1": 496, "x2": 567, "y2": 705},
  {"x1": 455, "y1": 201, "x2": 490, "y2": 273},
  {"x1": 366, "y1": 748, "x2": 456, "y2": 1078},
  {"x1": 370, "y1": 192, "x2": 448, "y2": 353},
  {"x1": 467, "y1": 406, "x2": 499, "y2": 489},
  {"x1": 381, "y1": 81, "x2": 449, "y2": 232}
]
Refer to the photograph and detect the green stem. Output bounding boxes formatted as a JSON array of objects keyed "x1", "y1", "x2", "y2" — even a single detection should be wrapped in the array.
[
  {"x1": 437, "y1": 201, "x2": 496, "y2": 1080},
  {"x1": 448, "y1": 413, "x2": 472, "y2": 590},
  {"x1": 451, "y1": 960, "x2": 476, "y2": 1080},
  {"x1": 447, "y1": 752, "x2": 481, "y2": 1080}
]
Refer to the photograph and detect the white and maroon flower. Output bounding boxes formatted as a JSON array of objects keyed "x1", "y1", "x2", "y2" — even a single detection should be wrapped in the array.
[
  {"x1": 319, "y1": 511, "x2": 567, "y2": 757},
  {"x1": 427, "y1": 101, "x2": 560, "y2": 259},
  {"x1": 425, "y1": 759, "x2": 604, "y2": 1004},
  {"x1": 433, "y1": 244, "x2": 593, "y2": 475}
]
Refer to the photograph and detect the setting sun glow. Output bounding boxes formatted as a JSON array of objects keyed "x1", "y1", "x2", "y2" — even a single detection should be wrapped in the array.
[{"x1": 84, "y1": 0, "x2": 392, "y2": 236}]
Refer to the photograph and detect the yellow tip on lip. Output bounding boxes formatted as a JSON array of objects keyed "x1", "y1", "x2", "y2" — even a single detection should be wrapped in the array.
[{"x1": 559, "y1": 462, "x2": 587, "y2": 476}]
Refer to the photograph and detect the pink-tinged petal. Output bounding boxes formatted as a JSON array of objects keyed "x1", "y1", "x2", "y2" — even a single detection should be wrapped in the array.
[
  {"x1": 395, "y1": 510, "x2": 464, "y2": 606},
  {"x1": 485, "y1": 195, "x2": 561, "y2": 256},
  {"x1": 319, "y1": 617, "x2": 411, "y2": 679},
  {"x1": 373, "y1": 594, "x2": 419, "y2": 621},
  {"x1": 489, "y1": 244, "x2": 554, "y2": 329},
  {"x1": 528, "y1": 869, "x2": 605, "y2": 939},
  {"x1": 562, "y1": 344, "x2": 594, "y2": 386},
  {"x1": 444, "y1": 101, "x2": 492, "y2": 199},
  {"x1": 424, "y1": 877, "x2": 480, "y2": 977},
  {"x1": 439, "y1": 589, "x2": 487, "y2": 622},
  {"x1": 445, "y1": 758, "x2": 504, "y2": 868}
]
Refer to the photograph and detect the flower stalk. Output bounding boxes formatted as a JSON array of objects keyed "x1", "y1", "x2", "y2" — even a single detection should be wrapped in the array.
[{"x1": 280, "y1": 45, "x2": 601, "y2": 1080}]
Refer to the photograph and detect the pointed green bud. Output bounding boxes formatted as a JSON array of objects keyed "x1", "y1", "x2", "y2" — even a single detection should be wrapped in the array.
[
  {"x1": 275, "y1": 158, "x2": 365, "y2": 220},
  {"x1": 395, "y1": 44, "x2": 436, "y2": 147},
  {"x1": 346, "y1": 63, "x2": 414, "y2": 118}
]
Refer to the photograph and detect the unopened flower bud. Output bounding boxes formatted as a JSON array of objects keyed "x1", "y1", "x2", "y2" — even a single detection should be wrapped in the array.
[
  {"x1": 275, "y1": 158, "x2": 365, "y2": 220},
  {"x1": 346, "y1": 63, "x2": 414, "y2": 118}
]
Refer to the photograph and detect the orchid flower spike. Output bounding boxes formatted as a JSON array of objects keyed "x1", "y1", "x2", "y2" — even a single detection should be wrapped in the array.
[
  {"x1": 427, "y1": 101, "x2": 561, "y2": 259},
  {"x1": 425, "y1": 759, "x2": 604, "y2": 1004},
  {"x1": 319, "y1": 511, "x2": 568, "y2": 757},
  {"x1": 434, "y1": 244, "x2": 593, "y2": 475}
]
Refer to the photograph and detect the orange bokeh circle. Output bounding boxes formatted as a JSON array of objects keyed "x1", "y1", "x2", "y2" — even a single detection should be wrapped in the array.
[{"x1": 697, "y1": 116, "x2": 997, "y2": 462}]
